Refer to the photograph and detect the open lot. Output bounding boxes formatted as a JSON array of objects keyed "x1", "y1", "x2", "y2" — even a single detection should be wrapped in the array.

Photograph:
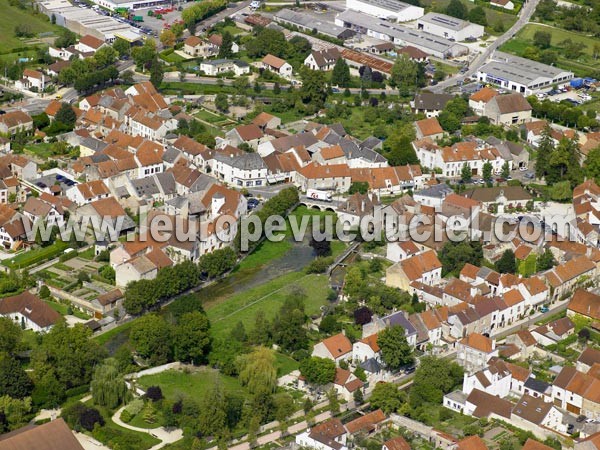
[
  {"x1": 500, "y1": 23, "x2": 600, "y2": 76},
  {"x1": 0, "y1": 0, "x2": 60, "y2": 54}
]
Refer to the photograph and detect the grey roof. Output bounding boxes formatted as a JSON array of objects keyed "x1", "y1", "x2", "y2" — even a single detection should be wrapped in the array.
[
  {"x1": 414, "y1": 92, "x2": 454, "y2": 111},
  {"x1": 90, "y1": 153, "x2": 111, "y2": 163},
  {"x1": 414, "y1": 183, "x2": 453, "y2": 199},
  {"x1": 336, "y1": 10, "x2": 467, "y2": 55},
  {"x1": 166, "y1": 196, "x2": 188, "y2": 210},
  {"x1": 214, "y1": 152, "x2": 266, "y2": 170},
  {"x1": 382, "y1": 311, "x2": 417, "y2": 336},
  {"x1": 361, "y1": 136, "x2": 383, "y2": 150},
  {"x1": 329, "y1": 123, "x2": 347, "y2": 136},
  {"x1": 445, "y1": 390, "x2": 468, "y2": 404},
  {"x1": 479, "y1": 51, "x2": 573, "y2": 88},
  {"x1": 274, "y1": 9, "x2": 355, "y2": 39},
  {"x1": 360, "y1": 357, "x2": 382, "y2": 373},
  {"x1": 352, "y1": 0, "x2": 417, "y2": 13},
  {"x1": 163, "y1": 146, "x2": 182, "y2": 164},
  {"x1": 155, "y1": 172, "x2": 177, "y2": 196},
  {"x1": 80, "y1": 137, "x2": 108, "y2": 153},
  {"x1": 324, "y1": 134, "x2": 387, "y2": 163},
  {"x1": 418, "y1": 12, "x2": 471, "y2": 31},
  {"x1": 131, "y1": 176, "x2": 159, "y2": 198},
  {"x1": 98, "y1": 95, "x2": 115, "y2": 108},
  {"x1": 203, "y1": 58, "x2": 249, "y2": 67},
  {"x1": 524, "y1": 377, "x2": 550, "y2": 394},
  {"x1": 190, "y1": 173, "x2": 216, "y2": 193},
  {"x1": 485, "y1": 136, "x2": 525, "y2": 160}
]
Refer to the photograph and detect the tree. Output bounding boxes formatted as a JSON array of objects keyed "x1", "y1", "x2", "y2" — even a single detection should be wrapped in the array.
[
  {"x1": 55, "y1": 102, "x2": 76, "y2": 129},
  {"x1": 535, "y1": 125, "x2": 554, "y2": 179},
  {"x1": 146, "y1": 386, "x2": 163, "y2": 402},
  {"x1": 0, "y1": 317, "x2": 23, "y2": 355},
  {"x1": 446, "y1": 0, "x2": 468, "y2": 19},
  {"x1": 0, "y1": 396, "x2": 32, "y2": 431},
  {"x1": 496, "y1": 249, "x2": 516, "y2": 274},
  {"x1": 299, "y1": 357, "x2": 336, "y2": 385},
  {"x1": 584, "y1": 146, "x2": 600, "y2": 183},
  {"x1": 385, "y1": 126, "x2": 419, "y2": 166},
  {"x1": 501, "y1": 161, "x2": 510, "y2": 179},
  {"x1": 468, "y1": 6, "x2": 487, "y2": 25},
  {"x1": 461, "y1": 163, "x2": 472, "y2": 183},
  {"x1": 62, "y1": 403, "x2": 104, "y2": 432},
  {"x1": 31, "y1": 322, "x2": 104, "y2": 390},
  {"x1": 390, "y1": 54, "x2": 420, "y2": 93},
  {"x1": 378, "y1": 326, "x2": 414, "y2": 371},
  {"x1": 533, "y1": 30, "x2": 552, "y2": 49},
  {"x1": 438, "y1": 111, "x2": 461, "y2": 133},
  {"x1": 215, "y1": 93, "x2": 229, "y2": 112},
  {"x1": 149, "y1": 58, "x2": 164, "y2": 89},
  {"x1": 272, "y1": 290, "x2": 308, "y2": 352},
  {"x1": 353, "y1": 388, "x2": 364, "y2": 405},
  {"x1": 331, "y1": 59, "x2": 351, "y2": 88},
  {"x1": 160, "y1": 29, "x2": 176, "y2": 47},
  {"x1": 409, "y1": 356, "x2": 463, "y2": 408},
  {"x1": 354, "y1": 306, "x2": 373, "y2": 325},
  {"x1": 90, "y1": 359, "x2": 128, "y2": 409},
  {"x1": 129, "y1": 314, "x2": 172, "y2": 365},
  {"x1": 218, "y1": 31, "x2": 234, "y2": 59},
  {"x1": 537, "y1": 249, "x2": 556, "y2": 271},
  {"x1": 132, "y1": 38, "x2": 157, "y2": 71},
  {"x1": 236, "y1": 347, "x2": 277, "y2": 396},
  {"x1": 439, "y1": 240, "x2": 483, "y2": 276},
  {"x1": 348, "y1": 181, "x2": 369, "y2": 195},
  {"x1": 369, "y1": 382, "x2": 406, "y2": 414},
  {"x1": 319, "y1": 315, "x2": 341, "y2": 334},
  {"x1": 113, "y1": 37, "x2": 130, "y2": 57},
  {"x1": 299, "y1": 69, "x2": 328, "y2": 111},
  {"x1": 0, "y1": 353, "x2": 33, "y2": 399},
  {"x1": 482, "y1": 161, "x2": 493, "y2": 183},
  {"x1": 173, "y1": 311, "x2": 211, "y2": 364}
]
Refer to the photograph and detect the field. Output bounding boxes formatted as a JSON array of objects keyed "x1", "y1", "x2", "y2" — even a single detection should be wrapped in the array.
[
  {"x1": 0, "y1": 0, "x2": 59, "y2": 54},
  {"x1": 2, "y1": 241, "x2": 69, "y2": 269},
  {"x1": 138, "y1": 369, "x2": 248, "y2": 403},
  {"x1": 500, "y1": 24, "x2": 600, "y2": 76},
  {"x1": 25, "y1": 143, "x2": 54, "y2": 159},
  {"x1": 206, "y1": 272, "x2": 332, "y2": 339}
]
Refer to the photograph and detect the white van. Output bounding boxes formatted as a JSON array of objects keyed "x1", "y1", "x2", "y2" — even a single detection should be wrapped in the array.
[{"x1": 250, "y1": 1, "x2": 261, "y2": 9}]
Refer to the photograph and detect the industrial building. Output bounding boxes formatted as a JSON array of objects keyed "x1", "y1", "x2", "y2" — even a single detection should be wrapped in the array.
[
  {"x1": 335, "y1": 9, "x2": 468, "y2": 59},
  {"x1": 346, "y1": 0, "x2": 424, "y2": 22},
  {"x1": 476, "y1": 52, "x2": 575, "y2": 95},
  {"x1": 37, "y1": 0, "x2": 142, "y2": 42},
  {"x1": 416, "y1": 13, "x2": 484, "y2": 41},
  {"x1": 273, "y1": 9, "x2": 356, "y2": 40},
  {"x1": 90, "y1": 0, "x2": 170, "y2": 11}
]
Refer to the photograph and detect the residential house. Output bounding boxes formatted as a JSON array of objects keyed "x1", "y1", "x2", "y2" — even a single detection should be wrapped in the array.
[
  {"x1": 262, "y1": 54, "x2": 293, "y2": 78},
  {"x1": 75, "y1": 34, "x2": 106, "y2": 53},
  {"x1": 577, "y1": 347, "x2": 600, "y2": 373},
  {"x1": 0, "y1": 291, "x2": 61, "y2": 332},
  {"x1": 490, "y1": 0, "x2": 515, "y2": 9},
  {"x1": 312, "y1": 333, "x2": 353, "y2": 363},
  {"x1": 251, "y1": 112, "x2": 282, "y2": 131},
  {"x1": 531, "y1": 317, "x2": 575, "y2": 346},
  {"x1": 455, "y1": 436, "x2": 489, "y2": 450},
  {"x1": 385, "y1": 250, "x2": 442, "y2": 290},
  {"x1": 511, "y1": 394, "x2": 566, "y2": 436},
  {"x1": 415, "y1": 117, "x2": 444, "y2": 141},
  {"x1": 23, "y1": 196, "x2": 65, "y2": 229},
  {"x1": 91, "y1": 289, "x2": 124, "y2": 315},
  {"x1": 212, "y1": 152, "x2": 268, "y2": 188},
  {"x1": 295, "y1": 418, "x2": 348, "y2": 450},
  {"x1": 66, "y1": 180, "x2": 110, "y2": 205},
  {"x1": 463, "y1": 388, "x2": 513, "y2": 419},
  {"x1": 345, "y1": 409, "x2": 386, "y2": 436},
  {"x1": 456, "y1": 333, "x2": 498, "y2": 372},
  {"x1": 295, "y1": 163, "x2": 352, "y2": 193},
  {"x1": 332, "y1": 367, "x2": 364, "y2": 401},
  {"x1": 183, "y1": 35, "x2": 218, "y2": 57},
  {"x1": 546, "y1": 257, "x2": 598, "y2": 301},
  {"x1": 0, "y1": 418, "x2": 85, "y2": 450},
  {"x1": 568, "y1": 289, "x2": 600, "y2": 323},
  {"x1": 199, "y1": 59, "x2": 250, "y2": 77},
  {"x1": 207, "y1": 33, "x2": 240, "y2": 54},
  {"x1": 483, "y1": 93, "x2": 532, "y2": 126},
  {"x1": 0, "y1": 204, "x2": 28, "y2": 249},
  {"x1": 411, "y1": 93, "x2": 454, "y2": 118},
  {"x1": 0, "y1": 111, "x2": 33, "y2": 135},
  {"x1": 469, "y1": 87, "x2": 498, "y2": 116},
  {"x1": 15, "y1": 69, "x2": 46, "y2": 91},
  {"x1": 225, "y1": 124, "x2": 267, "y2": 149},
  {"x1": 462, "y1": 357, "x2": 512, "y2": 397},
  {"x1": 552, "y1": 366, "x2": 600, "y2": 417},
  {"x1": 383, "y1": 436, "x2": 411, "y2": 450},
  {"x1": 304, "y1": 48, "x2": 341, "y2": 71},
  {"x1": 352, "y1": 333, "x2": 380, "y2": 364}
]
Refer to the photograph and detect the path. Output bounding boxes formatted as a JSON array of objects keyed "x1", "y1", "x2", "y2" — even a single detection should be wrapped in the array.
[
  {"x1": 112, "y1": 406, "x2": 183, "y2": 450},
  {"x1": 431, "y1": 0, "x2": 542, "y2": 92}
]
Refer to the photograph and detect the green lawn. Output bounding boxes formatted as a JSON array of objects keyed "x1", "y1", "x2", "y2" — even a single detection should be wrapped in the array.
[
  {"x1": 195, "y1": 108, "x2": 228, "y2": 124},
  {"x1": 0, "y1": 0, "x2": 60, "y2": 53},
  {"x1": 93, "y1": 320, "x2": 135, "y2": 345},
  {"x1": 518, "y1": 254, "x2": 537, "y2": 277},
  {"x1": 44, "y1": 299, "x2": 91, "y2": 320},
  {"x1": 138, "y1": 369, "x2": 248, "y2": 403},
  {"x1": 2, "y1": 241, "x2": 69, "y2": 269},
  {"x1": 24, "y1": 143, "x2": 54, "y2": 159},
  {"x1": 206, "y1": 272, "x2": 331, "y2": 340},
  {"x1": 275, "y1": 352, "x2": 300, "y2": 376},
  {"x1": 500, "y1": 24, "x2": 600, "y2": 76}
]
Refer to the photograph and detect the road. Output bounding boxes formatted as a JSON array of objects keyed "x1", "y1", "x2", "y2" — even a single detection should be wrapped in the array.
[{"x1": 430, "y1": 0, "x2": 541, "y2": 93}]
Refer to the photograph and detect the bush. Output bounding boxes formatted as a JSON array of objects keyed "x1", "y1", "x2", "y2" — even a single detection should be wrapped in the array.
[
  {"x1": 146, "y1": 386, "x2": 163, "y2": 402},
  {"x1": 120, "y1": 409, "x2": 132, "y2": 423},
  {"x1": 62, "y1": 403, "x2": 104, "y2": 432},
  {"x1": 306, "y1": 256, "x2": 333, "y2": 274},
  {"x1": 39, "y1": 285, "x2": 51, "y2": 299}
]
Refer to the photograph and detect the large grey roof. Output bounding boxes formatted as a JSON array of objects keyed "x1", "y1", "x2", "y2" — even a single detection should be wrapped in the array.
[
  {"x1": 353, "y1": 0, "x2": 416, "y2": 13},
  {"x1": 214, "y1": 152, "x2": 266, "y2": 170},
  {"x1": 80, "y1": 137, "x2": 108, "y2": 153},
  {"x1": 131, "y1": 176, "x2": 159, "y2": 198},
  {"x1": 274, "y1": 9, "x2": 354, "y2": 38},
  {"x1": 414, "y1": 183, "x2": 453, "y2": 198},
  {"x1": 163, "y1": 147, "x2": 182, "y2": 164},
  {"x1": 336, "y1": 10, "x2": 467, "y2": 55},
  {"x1": 382, "y1": 311, "x2": 417, "y2": 336},
  {"x1": 155, "y1": 172, "x2": 177, "y2": 196},
  {"x1": 418, "y1": 12, "x2": 470, "y2": 31},
  {"x1": 203, "y1": 58, "x2": 249, "y2": 67}
]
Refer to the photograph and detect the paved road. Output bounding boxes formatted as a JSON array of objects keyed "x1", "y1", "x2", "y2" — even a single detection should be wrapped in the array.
[{"x1": 430, "y1": 0, "x2": 541, "y2": 92}]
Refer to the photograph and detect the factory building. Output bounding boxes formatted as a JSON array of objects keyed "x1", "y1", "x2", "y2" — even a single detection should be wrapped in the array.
[
  {"x1": 416, "y1": 13, "x2": 484, "y2": 42},
  {"x1": 346, "y1": 0, "x2": 424, "y2": 22}
]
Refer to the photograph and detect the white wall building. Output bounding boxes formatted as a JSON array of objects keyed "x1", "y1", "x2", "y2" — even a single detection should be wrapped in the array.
[
  {"x1": 346, "y1": 0, "x2": 424, "y2": 22},
  {"x1": 416, "y1": 13, "x2": 484, "y2": 41}
]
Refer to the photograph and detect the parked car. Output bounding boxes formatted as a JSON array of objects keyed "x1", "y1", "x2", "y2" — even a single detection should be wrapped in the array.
[
  {"x1": 524, "y1": 172, "x2": 535, "y2": 179},
  {"x1": 247, "y1": 198, "x2": 260, "y2": 210},
  {"x1": 540, "y1": 306, "x2": 549, "y2": 313}
]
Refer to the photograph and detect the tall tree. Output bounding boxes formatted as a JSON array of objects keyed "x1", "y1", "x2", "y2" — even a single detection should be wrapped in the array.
[
  {"x1": 199, "y1": 378, "x2": 228, "y2": 437},
  {"x1": 218, "y1": 31, "x2": 234, "y2": 59},
  {"x1": 0, "y1": 353, "x2": 33, "y2": 399},
  {"x1": 90, "y1": 359, "x2": 129, "y2": 409},
  {"x1": 535, "y1": 124, "x2": 554, "y2": 179},
  {"x1": 272, "y1": 290, "x2": 308, "y2": 351},
  {"x1": 409, "y1": 356, "x2": 463, "y2": 408},
  {"x1": 461, "y1": 163, "x2": 472, "y2": 183},
  {"x1": 149, "y1": 57, "x2": 164, "y2": 89},
  {"x1": 173, "y1": 311, "x2": 211, "y2": 364},
  {"x1": 55, "y1": 103, "x2": 76, "y2": 129},
  {"x1": 446, "y1": 0, "x2": 468, "y2": 19},
  {"x1": 468, "y1": 6, "x2": 487, "y2": 25},
  {"x1": 369, "y1": 382, "x2": 406, "y2": 414},
  {"x1": 130, "y1": 314, "x2": 172, "y2": 365},
  {"x1": 390, "y1": 54, "x2": 419, "y2": 94},
  {"x1": 299, "y1": 357, "x2": 336, "y2": 385},
  {"x1": 495, "y1": 249, "x2": 516, "y2": 274},
  {"x1": 0, "y1": 317, "x2": 23, "y2": 355},
  {"x1": 482, "y1": 161, "x2": 493, "y2": 183},
  {"x1": 378, "y1": 326, "x2": 414, "y2": 371},
  {"x1": 331, "y1": 59, "x2": 351, "y2": 88},
  {"x1": 236, "y1": 347, "x2": 277, "y2": 396}
]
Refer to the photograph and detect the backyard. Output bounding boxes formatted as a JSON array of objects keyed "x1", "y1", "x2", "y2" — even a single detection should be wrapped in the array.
[{"x1": 2, "y1": 240, "x2": 69, "y2": 269}]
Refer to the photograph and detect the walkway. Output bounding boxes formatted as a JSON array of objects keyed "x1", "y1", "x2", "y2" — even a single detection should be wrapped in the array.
[{"x1": 112, "y1": 406, "x2": 183, "y2": 450}]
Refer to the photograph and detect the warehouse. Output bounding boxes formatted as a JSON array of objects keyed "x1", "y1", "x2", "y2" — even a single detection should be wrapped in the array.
[
  {"x1": 476, "y1": 52, "x2": 575, "y2": 95},
  {"x1": 90, "y1": 0, "x2": 170, "y2": 11},
  {"x1": 335, "y1": 9, "x2": 468, "y2": 58},
  {"x1": 346, "y1": 0, "x2": 424, "y2": 21},
  {"x1": 416, "y1": 13, "x2": 484, "y2": 41},
  {"x1": 37, "y1": 0, "x2": 140, "y2": 41},
  {"x1": 273, "y1": 9, "x2": 356, "y2": 40}
]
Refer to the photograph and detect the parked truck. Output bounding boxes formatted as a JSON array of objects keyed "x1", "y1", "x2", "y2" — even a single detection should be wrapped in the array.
[
  {"x1": 132, "y1": 15, "x2": 144, "y2": 21},
  {"x1": 306, "y1": 189, "x2": 332, "y2": 202}
]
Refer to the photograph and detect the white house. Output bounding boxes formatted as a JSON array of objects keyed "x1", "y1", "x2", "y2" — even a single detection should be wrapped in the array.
[
  {"x1": 456, "y1": 333, "x2": 498, "y2": 372},
  {"x1": 312, "y1": 333, "x2": 353, "y2": 363},
  {"x1": 66, "y1": 180, "x2": 110, "y2": 206},
  {"x1": 346, "y1": 0, "x2": 424, "y2": 22},
  {"x1": 0, "y1": 291, "x2": 61, "y2": 332},
  {"x1": 462, "y1": 357, "x2": 512, "y2": 398},
  {"x1": 385, "y1": 250, "x2": 442, "y2": 290},
  {"x1": 352, "y1": 333, "x2": 380, "y2": 363},
  {"x1": 16, "y1": 69, "x2": 46, "y2": 92},
  {"x1": 295, "y1": 418, "x2": 348, "y2": 450},
  {"x1": 212, "y1": 152, "x2": 268, "y2": 188},
  {"x1": 199, "y1": 59, "x2": 250, "y2": 77},
  {"x1": 490, "y1": 0, "x2": 514, "y2": 10},
  {"x1": 75, "y1": 35, "x2": 106, "y2": 54},
  {"x1": 262, "y1": 54, "x2": 293, "y2": 78}
]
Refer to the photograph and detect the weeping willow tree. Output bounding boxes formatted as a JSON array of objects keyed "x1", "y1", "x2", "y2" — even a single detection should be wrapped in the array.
[
  {"x1": 90, "y1": 359, "x2": 130, "y2": 409},
  {"x1": 236, "y1": 347, "x2": 277, "y2": 396}
]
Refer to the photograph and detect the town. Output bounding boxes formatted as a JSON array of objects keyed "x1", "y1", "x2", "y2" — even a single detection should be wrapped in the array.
[{"x1": 0, "y1": 0, "x2": 599, "y2": 448}]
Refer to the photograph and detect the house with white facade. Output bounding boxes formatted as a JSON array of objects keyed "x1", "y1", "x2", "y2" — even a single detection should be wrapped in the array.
[
  {"x1": 385, "y1": 250, "x2": 442, "y2": 290},
  {"x1": 0, "y1": 291, "x2": 61, "y2": 332},
  {"x1": 312, "y1": 333, "x2": 353, "y2": 364},
  {"x1": 212, "y1": 152, "x2": 268, "y2": 188},
  {"x1": 199, "y1": 59, "x2": 250, "y2": 77},
  {"x1": 456, "y1": 333, "x2": 498, "y2": 372},
  {"x1": 262, "y1": 54, "x2": 293, "y2": 78},
  {"x1": 295, "y1": 418, "x2": 348, "y2": 450}
]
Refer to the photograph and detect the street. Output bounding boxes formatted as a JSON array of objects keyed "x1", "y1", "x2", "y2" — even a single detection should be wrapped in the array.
[{"x1": 430, "y1": 0, "x2": 541, "y2": 93}]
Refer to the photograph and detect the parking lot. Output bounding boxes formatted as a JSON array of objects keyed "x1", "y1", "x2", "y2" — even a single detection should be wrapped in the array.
[{"x1": 131, "y1": 6, "x2": 187, "y2": 35}]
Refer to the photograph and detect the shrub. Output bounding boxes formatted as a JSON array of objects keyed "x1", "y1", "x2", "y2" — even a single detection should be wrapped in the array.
[{"x1": 146, "y1": 386, "x2": 163, "y2": 402}]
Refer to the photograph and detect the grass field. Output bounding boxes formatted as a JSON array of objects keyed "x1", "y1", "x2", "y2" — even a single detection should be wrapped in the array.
[
  {"x1": 44, "y1": 299, "x2": 91, "y2": 320},
  {"x1": 138, "y1": 369, "x2": 248, "y2": 403},
  {"x1": 25, "y1": 143, "x2": 54, "y2": 159},
  {"x1": 206, "y1": 272, "x2": 331, "y2": 339},
  {"x1": 0, "y1": 0, "x2": 59, "y2": 53},
  {"x1": 500, "y1": 23, "x2": 600, "y2": 76}
]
